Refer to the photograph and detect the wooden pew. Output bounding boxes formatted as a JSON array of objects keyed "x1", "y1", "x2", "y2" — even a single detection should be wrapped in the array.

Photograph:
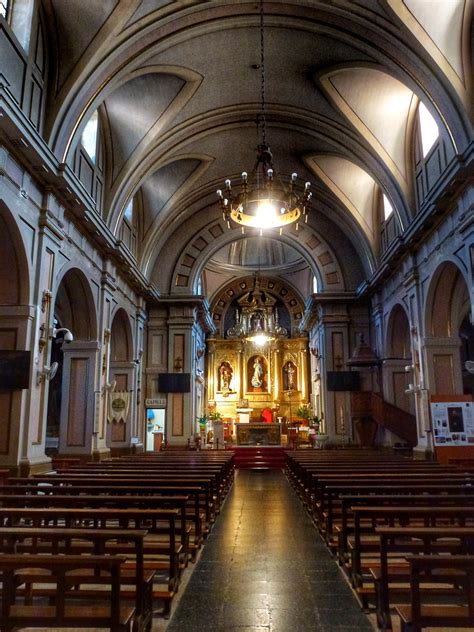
[
  {"x1": 396, "y1": 555, "x2": 474, "y2": 632},
  {"x1": 0, "y1": 527, "x2": 151, "y2": 631},
  {"x1": 12, "y1": 475, "x2": 217, "y2": 526},
  {"x1": 2, "y1": 483, "x2": 205, "y2": 559},
  {"x1": 336, "y1": 493, "x2": 474, "y2": 565},
  {"x1": 0, "y1": 554, "x2": 135, "y2": 632},
  {"x1": 0, "y1": 506, "x2": 180, "y2": 615},
  {"x1": 350, "y1": 506, "x2": 474, "y2": 589},
  {"x1": 0, "y1": 493, "x2": 190, "y2": 572},
  {"x1": 321, "y1": 483, "x2": 474, "y2": 545},
  {"x1": 373, "y1": 527, "x2": 474, "y2": 630}
]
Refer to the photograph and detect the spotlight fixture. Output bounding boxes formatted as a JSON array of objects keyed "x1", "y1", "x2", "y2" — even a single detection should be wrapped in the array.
[
  {"x1": 217, "y1": 0, "x2": 311, "y2": 234},
  {"x1": 51, "y1": 327, "x2": 74, "y2": 343}
]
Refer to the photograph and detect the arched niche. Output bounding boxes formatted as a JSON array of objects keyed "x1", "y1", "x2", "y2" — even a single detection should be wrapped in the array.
[
  {"x1": 0, "y1": 206, "x2": 31, "y2": 465},
  {"x1": 54, "y1": 268, "x2": 98, "y2": 341},
  {"x1": 384, "y1": 303, "x2": 413, "y2": 415},
  {"x1": 424, "y1": 261, "x2": 470, "y2": 395},
  {"x1": 425, "y1": 261, "x2": 469, "y2": 338},
  {"x1": 108, "y1": 308, "x2": 134, "y2": 449},
  {"x1": 211, "y1": 275, "x2": 305, "y2": 339},
  {"x1": 386, "y1": 304, "x2": 411, "y2": 359},
  {"x1": 51, "y1": 268, "x2": 99, "y2": 456},
  {"x1": 0, "y1": 206, "x2": 30, "y2": 306},
  {"x1": 110, "y1": 308, "x2": 133, "y2": 363}
]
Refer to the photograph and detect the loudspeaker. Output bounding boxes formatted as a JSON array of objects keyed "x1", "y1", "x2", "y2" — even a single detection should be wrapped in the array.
[
  {"x1": 158, "y1": 373, "x2": 191, "y2": 393},
  {"x1": 327, "y1": 371, "x2": 360, "y2": 391},
  {"x1": 0, "y1": 351, "x2": 31, "y2": 390}
]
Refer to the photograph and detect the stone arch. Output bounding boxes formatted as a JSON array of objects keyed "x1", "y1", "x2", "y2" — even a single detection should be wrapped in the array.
[
  {"x1": 107, "y1": 308, "x2": 134, "y2": 449},
  {"x1": 386, "y1": 303, "x2": 411, "y2": 359},
  {"x1": 425, "y1": 261, "x2": 470, "y2": 338},
  {"x1": 110, "y1": 308, "x2": 133, "y2": 363},
  {"x1": 171, "y1": 218, "x2": 344, "y2": 296},
  {"x1": 0, "y1": 205, "x2": 31, "y2": 466},
  {"x1": 0, "y1": 204, "x2": 30, "y2": 306},
  {"x1": 49, "y1": 267, "x2": 99, "y2": 456},
  {"x1": 424, "y1": 260, "x2": 471, "y2": 396},
  {"x1": 210, "y1": 275, "x2": 306, "y2": 339},
  {"x1": 53, "y1": 267, "x2": 98, "y2": 341},
  {"x1": 384, "y1": 303, "x2": 413, "y2": 415}
]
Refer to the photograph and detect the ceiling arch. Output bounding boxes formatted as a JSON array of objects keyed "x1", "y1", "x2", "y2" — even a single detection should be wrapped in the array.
[{"x1": 35, "y1": 1, "x2": 472, "y2": 302}]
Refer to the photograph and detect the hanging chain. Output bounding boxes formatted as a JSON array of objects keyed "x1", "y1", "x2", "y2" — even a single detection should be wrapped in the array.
[{"x1": 259, "y1": 0, "x2": 266, "y2": 147}]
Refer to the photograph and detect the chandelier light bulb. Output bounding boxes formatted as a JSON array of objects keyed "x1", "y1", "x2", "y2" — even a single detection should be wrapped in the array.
[
  {"x1": 225, "y1": 179, "x2": 231, "y2": 188},
  {"x1": 291, "y1": 173, "x2": 297, "y2": 181}
]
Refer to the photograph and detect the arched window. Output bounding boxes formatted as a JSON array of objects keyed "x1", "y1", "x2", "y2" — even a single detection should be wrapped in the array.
[
  {"x1": 120, "y1": 198, "x2": 138, "y2": 256},
  {"x1": 379, "y1": 190, "x2": 399, "y2": 254},
  {"x1": 383, "y1": 194, "x2": 393, "y2": 221},
  {"x1": 74, "y1": 109, "x2": 104, "y2": 211},
  {"x1": 81, "y1": 111, "x2": 99, "y2": 163},
  {"x1": 0, "y1": 0, "x2": 11, "y2": 19},
  {"x1": 4, "y1": 0, "x2": 35, "y2": 51},
  {"x1": 196, "y1": 276, "x2": 203, "y2": 295},
  {"x1": 418, "y1": 102, "x2": 439, "y2": 158}
]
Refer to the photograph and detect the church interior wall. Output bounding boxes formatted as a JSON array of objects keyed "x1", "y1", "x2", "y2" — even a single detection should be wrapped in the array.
[{"x1": 0, "y1": 1, "x2": 472, "y2": 465}]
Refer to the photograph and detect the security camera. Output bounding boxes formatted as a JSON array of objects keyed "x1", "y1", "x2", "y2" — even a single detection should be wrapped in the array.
[
  {"x1": 63, "y1": 330, "x2": 73, "y2": 343},
  {"x1": 51, "y1": 327, "x2": 74, "y2": 343}
]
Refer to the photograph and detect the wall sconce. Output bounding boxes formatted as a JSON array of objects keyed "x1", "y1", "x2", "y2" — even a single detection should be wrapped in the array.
[
  {"x1": 38, "y1": 323, "x2": 47, "y2": 353},
  {"x1": 41, "y1": 289, "x2": 53, "y2": 313},
  {"x1": 50, "y1": 327, "x2": 74, "y2": 343},
  {"x1": 37, "y1": 362, "x2": 59, "y2": 386}
]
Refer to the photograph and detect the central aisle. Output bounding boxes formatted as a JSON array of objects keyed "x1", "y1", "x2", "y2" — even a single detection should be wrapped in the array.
[{"x1": 167, "y1": 469, "x2": 374, "y2": 631}]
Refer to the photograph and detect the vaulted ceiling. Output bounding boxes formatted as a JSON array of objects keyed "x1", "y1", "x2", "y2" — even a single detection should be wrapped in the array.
[{"x1": 41, "y1": 0, "x2": 473, "y2": 300}]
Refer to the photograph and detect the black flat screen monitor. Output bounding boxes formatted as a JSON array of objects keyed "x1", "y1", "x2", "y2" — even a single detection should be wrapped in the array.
[
  {"x1": 327, "y1": 371, "x2": 360, "y2": 391},
  {"x1": 0, "y1": 351, "x2": 31, "y2": 390},
  {"x1": 158, "y1": 373, "x2": 191, "y2": 393}
]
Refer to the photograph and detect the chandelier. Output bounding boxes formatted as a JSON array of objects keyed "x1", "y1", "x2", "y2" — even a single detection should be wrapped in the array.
[{"x1": 217, "y1": 1, "x2": 312, "y2": 234}]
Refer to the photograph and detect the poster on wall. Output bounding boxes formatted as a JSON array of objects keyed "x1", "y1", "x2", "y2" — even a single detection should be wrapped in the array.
[{"x1": 430, "y1": 401, "x2": 474, "y2": 446}]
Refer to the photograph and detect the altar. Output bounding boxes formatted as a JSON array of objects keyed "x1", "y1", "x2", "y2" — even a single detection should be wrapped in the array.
[{"x1": 235, "y1": 422, "x2": 282, "y2": 446}]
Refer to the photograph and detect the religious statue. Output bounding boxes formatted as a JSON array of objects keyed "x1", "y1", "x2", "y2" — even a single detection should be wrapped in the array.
[
  {"x1": 219, "y1": 362, "x2": 233, "y2": 393},
  {"x1": 283, "y1": 361, "x2": 297, "y2": 391},
  {"x1": 250, "y1": 310, "x2": 264, "y2": 333},
  {"x1": 250, "y1": 356, "x2": 265, "y2": 390}
]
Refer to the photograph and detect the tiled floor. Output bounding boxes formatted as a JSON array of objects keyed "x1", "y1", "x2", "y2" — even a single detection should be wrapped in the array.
[{"x1": 167, "y1": 469, "x2": 375, "y2": 632}]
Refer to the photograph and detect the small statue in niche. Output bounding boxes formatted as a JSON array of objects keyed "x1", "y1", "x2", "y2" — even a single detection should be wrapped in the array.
[
  {"x1": 250, "y1": 310, "x2": 264, "y2": 333},
  {"x1": 283, "y1": 361, "x2": 297, "y2": 391},
  {"x1": 249, "y1": 355, "x2": 266, "y2": 391},
  {"x1": 219, "y1": 362, "x2": 233, "y2": 394}
]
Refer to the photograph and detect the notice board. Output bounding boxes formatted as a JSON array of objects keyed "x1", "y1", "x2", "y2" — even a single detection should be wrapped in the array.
[{"x1": 431, "y1": 395, "x2": 474, "y2": 463}]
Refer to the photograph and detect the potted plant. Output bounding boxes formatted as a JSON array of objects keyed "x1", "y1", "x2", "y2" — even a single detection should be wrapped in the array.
[{"x1": 295, "y1": 404, "x2": 311, "y2": 423}]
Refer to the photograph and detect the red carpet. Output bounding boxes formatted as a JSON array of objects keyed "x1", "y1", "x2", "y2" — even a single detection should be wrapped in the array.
[{"x1": 228, "y1": 446, "x2": 286, "y2": 469}]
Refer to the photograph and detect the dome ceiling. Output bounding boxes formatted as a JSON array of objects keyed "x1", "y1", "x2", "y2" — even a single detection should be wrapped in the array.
[
  {"x1": 210, "y1": 237, "x2": 304, "y2": 271},
  {"x1": 41, "y1": 0, "x2": 472, "y2": 298}
]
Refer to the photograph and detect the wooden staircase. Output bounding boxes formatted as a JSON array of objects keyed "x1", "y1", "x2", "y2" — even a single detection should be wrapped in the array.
[
  {"x1": 230, "y1": 447, "x2": 287, "y2": 469},
  {"x1": 352, "y1": 391, "x2": 418, "y2": 446}
]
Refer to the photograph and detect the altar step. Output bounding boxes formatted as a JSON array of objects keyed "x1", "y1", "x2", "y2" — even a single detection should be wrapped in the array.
[{"x1": 230, "y1": 447, "x2": 287, "y2": 469}]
